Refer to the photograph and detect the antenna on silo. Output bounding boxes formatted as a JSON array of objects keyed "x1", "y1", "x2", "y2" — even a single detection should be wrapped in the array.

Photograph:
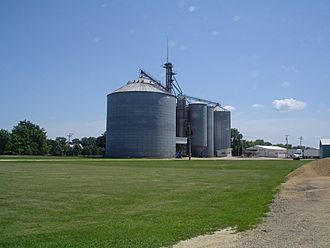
[{"x1": 166, "y1": 36, "x2": 169, "y2": 63}]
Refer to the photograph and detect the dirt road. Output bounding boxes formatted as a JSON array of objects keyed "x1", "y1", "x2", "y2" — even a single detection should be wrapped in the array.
[{"x1": 174, "y1": 159, "x2": 330, "y2": 248}]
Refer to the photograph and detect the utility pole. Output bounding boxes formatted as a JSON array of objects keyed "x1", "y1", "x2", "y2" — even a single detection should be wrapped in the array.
[
  {"x1": 299, "y1": 136, "x2": 303, "y2": 148},
  {"x1": 187, "y1": 123, "x2": 192, "y2": 161},
  {"x1": 67, "y1": 133, "x2": 74, "y2": 144},
  {"x1": 298, "y1": 136, "x2": 304, "y2": 158},
  {"x1": 285, "y1": 135, "x2": 289, "y2": 158},
  {"x1": 285, "y1": 135, "x2": 289, "y2": 148}
]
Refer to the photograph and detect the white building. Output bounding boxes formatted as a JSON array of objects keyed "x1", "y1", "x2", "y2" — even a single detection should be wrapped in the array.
[{"x1": 245, "y1": 145, "x2": 287, "y2": 158}]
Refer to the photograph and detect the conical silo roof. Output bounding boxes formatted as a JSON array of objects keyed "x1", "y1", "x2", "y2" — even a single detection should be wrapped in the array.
[{"x1": 112, "y1": 76, "x2": 169, "y2": 94}]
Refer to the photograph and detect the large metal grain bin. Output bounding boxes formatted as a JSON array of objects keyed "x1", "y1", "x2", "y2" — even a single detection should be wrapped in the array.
[
  {"x1": 189, "y1": 102, "x2": 207, "y2": 157},
  {"x1": 214, "y1": 107, "x2": 231, "y2": 157},
  {"x1": 106, "y1": 76, "x2": 176, "y2": 158},
  {"x1": 207, "y1": 106, "x2": 214, "y2": 157}
]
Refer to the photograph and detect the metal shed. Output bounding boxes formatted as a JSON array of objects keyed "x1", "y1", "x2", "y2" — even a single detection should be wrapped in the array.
[
  {"x1": 245, "y1": 145, "x2": 287, "y2": 158},
  {"x1": 320, "y1": 139, "x2": 330, "y2": 158}
]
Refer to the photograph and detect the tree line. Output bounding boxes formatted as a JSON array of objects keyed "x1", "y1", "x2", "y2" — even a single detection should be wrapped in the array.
[
  {"x1": 0, "y1": 120, "x2": 301, "y2": 157},
  {"x1": 0, "y1": 120, "x2": 105, "y2": 156}
]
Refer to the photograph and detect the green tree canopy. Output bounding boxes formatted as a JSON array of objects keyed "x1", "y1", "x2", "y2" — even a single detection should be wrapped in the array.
[
  {"x1": 10, "y1": 120, "x2": 48, "y2": 155},
  {"x1": 51, "y1": 137, "x2": 68, "y2": 156},
  {"x1": 0, "y1": 129, "x2": 10, "y2": 155},
  {"x1": 231, "y1": 128, "x2": 243, "y2": 156},
  {"x1": 81, "y1": 137, "x2": 103, "y2": 156},
  {"x1": 96, "y1": 132, "x2": 106, "y2": 148}
]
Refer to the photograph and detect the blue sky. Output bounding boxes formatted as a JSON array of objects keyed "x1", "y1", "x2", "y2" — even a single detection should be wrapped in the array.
[{"x1": 1, "y1": 0, "x2": 330, "y2": 147}]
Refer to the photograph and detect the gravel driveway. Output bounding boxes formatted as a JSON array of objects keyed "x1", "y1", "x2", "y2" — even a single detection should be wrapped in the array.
[{"x1": 174, "y1": 159, "x2": 330, "y2": 248}]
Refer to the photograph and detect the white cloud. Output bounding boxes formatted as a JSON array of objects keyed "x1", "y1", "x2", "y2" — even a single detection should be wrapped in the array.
[
  {"x1": 188, "y1": 6, "x2": 196, "y2": 12},
  {"x1": 252, "y1": 103, "x2": 264, "y2": 108},
  {"x1": 177, "y1": 1, "x2": 185, "y2": 8},
  {"x1": 211, "y1": 30, "x2": 219, "y2": 36},
  {"x1": 280, "y1": 65, "x2": 299, "y2": 73},
  {"x1": 280, "y1": 81, "x2": 291, "y2": 88},
  {"x1": 223, "y1": 105, "x2": 235, "y2": 111},
  {"x1": 232, "y1": 15, "x2": 240, "y2": 22},
  {"x1": 316, "y1": 34, "x2": 324, "y2": 44},
  {"x1": 92, "y1": 37, "x2": 101, "y2": 43},
  {"x1": 179, "y1": 45, "x2": 187, "y2": 51},
  {"x1": 251, "y1": 54, "x2": 259, "y2": 59},
  {"x1": 280, "y1": 65, "x2": 290, "y2": 70},
  {"x1": 168, "y1": 40, "x2": 177, "y2": 48},
  {"x1": 249, "y1": 71, "x2": 259, "y2": 78},
  {"x1": 129, "y1": 29, "x2": 135, "y2": 34},
  {"x1": 272, "y1": 98, "x2": 307, "y2": 112}
]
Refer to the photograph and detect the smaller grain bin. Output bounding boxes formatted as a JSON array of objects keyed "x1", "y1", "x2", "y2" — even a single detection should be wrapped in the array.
[
  {"x1": 176, "y1": 96, "x2": 187, "y2": 137},
  {"x1": 214, "y1": 107, "x2": 231, "y2": 157},
  {"x1": 207, "y1": 106, "x2": 214, "y2": 157},
  {"x1": 189, "y1": 102, "x2": 207, "y2": 157}
]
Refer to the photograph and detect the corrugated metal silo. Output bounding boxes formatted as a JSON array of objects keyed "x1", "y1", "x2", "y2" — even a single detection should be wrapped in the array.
[
  {"x1": 214, "y1": 107, "x2": 231, "y2": 157},
  {"x1": 176, "y1": 96, "x2": 187, "y2": 137},
  {"x1": 106, "y1": 76, "x2": 176, "y2": 158},
  {"x1": 189, "y1": 102, "x2": 207, "y2": 157},
  {"x1": 207, "y1": 106, "x2": 214, "y2": 157}
]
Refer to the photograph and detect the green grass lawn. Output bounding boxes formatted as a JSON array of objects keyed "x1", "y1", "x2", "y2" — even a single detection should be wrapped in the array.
[{"x1": 0, "y1": 158, "x2": 306, "y2": 248}]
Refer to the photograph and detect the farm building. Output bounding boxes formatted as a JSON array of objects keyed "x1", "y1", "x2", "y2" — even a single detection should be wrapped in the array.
[
  {"x1": 319, "y1": 139, "x2": 330, "y2": 158},
  {"x1": 245, "y1": 145, "x2": 287, "y2": 158}
]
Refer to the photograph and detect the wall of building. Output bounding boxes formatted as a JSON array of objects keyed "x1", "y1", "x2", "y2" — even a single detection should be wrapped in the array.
[
  {"x1": 245, "y1": 147, "x2": 286, "y2": 158},
  {"x1": 320, "y1": 145, "x2": 330, "y2": 158},
  {"x1": 106, "y1": 91, "x2": 176, "y2": 158}
]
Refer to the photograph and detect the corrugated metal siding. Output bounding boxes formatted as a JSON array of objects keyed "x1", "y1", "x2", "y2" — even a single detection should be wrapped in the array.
[
  {"x1": 176, "y1": 96, "x2": 187, "y2": 137},
  {"x1": 214, "y1": 110, "x2": 231, "y2": 154},
  {"x1": 207, "y1": 106, "x2": 214, "y2": 157},
  {"x1": 320, "y1": 144, "x2": 330, "y2": 158},
  {"x1": 106, "y1": 91, "x2": 176, "y2": 158},
  {"x1": 189, "y1": 103, "x2": 207, "y2": 157}
]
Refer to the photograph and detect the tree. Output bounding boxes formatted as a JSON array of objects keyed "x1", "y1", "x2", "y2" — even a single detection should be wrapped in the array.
[
  {"x1": 72, "y1": 144, "x2": 82, "y2": 156},
  {"x1": 53, "y1": 137, "x2": 67, "y2": 156},
  {"x1": 71, "y1": 138, "x2": 81, "y2": 144},
  {"x1": 47, "y1": 139, "x2": 57, "y2": 155},
  {"x1": 81, "y1": 137, "x2": 102, "y2": 156},
  {"x1": 96, "y1": 132, "x2": 106, "y2": 148},
  {"x1": 0, "y1": 129, "x2": 10, "y2": 155},
  {"x1": 10, "y1": 120, "x2": 48, "y2": 155},
  {"x1": 96, "y1": 132, "x2": 106, "y2": 156},
  {"x1": 231, "y1": 128, "x2": 243, "y2": 156},
  {"x1": 275, "y1": 143, "x2": 292, "y2": 149}
]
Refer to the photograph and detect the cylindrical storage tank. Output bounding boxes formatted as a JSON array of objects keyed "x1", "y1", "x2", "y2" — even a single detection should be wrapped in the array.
[
  {"x1": 189, "y1": 102, "x2": 207, "y2": 157},
  {"x1": 214, "y1": 107, "x2": 231, "y2": 157},
  {"x1": 106, "y1": 77, "x2": 176, "y2": 158},
  {"x1": 207, "y1": 106, "x2": 214, "y2": 157},
  {"x1": 176, "y1": 96, "x2": 187, "y2": 137}
]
